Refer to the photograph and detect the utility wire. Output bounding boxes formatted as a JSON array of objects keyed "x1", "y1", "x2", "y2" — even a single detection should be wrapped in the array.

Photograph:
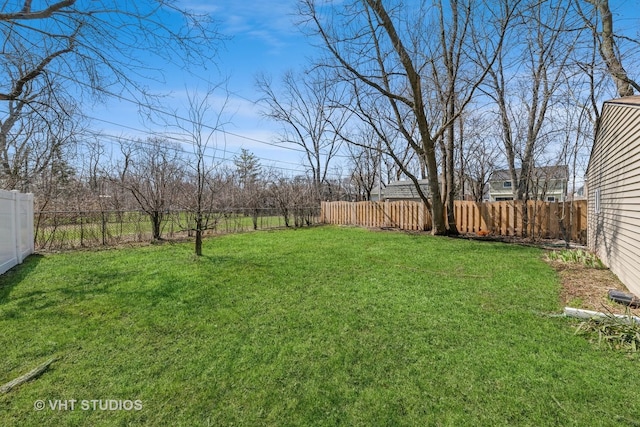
[
  {"x1": 50, "y1": 69, "x2": 353, "y2": 160},
  {"x1": 80, "y1": 113, "x2": 309, "y2": 170},
  {"x1": 91, "y1": 132, "x2": 311, "y2": 176}
]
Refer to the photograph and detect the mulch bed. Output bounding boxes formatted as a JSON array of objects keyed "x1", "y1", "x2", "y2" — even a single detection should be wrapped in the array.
[{"x1": 547, "y1": 259, "x2": 640, "y2": 316}]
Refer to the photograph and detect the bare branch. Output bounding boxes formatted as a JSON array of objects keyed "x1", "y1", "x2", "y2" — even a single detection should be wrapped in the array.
[{"x1": 0, "y1": 0, "x2": 76, "y2": 21}]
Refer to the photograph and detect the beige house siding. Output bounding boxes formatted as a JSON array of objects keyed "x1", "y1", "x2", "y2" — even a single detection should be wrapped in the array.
[{"x1": 587, "y1": 97, "x2": 640, "y2": 296}]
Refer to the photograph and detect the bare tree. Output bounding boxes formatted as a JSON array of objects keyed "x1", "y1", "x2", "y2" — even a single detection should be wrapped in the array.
[
  {"x1": 0, "y1": 1, "x2": 221, "y2": 192},
  {"x1": 31, "y1": 142, "x2": 77, "y2": 212},
  {"x1": 428, "y1": 0, "x2": 480, "y2": 232},
  {"x1": 267, "y1": 171, "x2": 295, "y2": 228},
  {"x1": 172, "y1": 86, "x2": 230, "y2": 256},
  {"x1": 345, "y1": 132, "x2": 382, "y2": 201},
  {"x1": 256, "y1": 68, "x2": 349, "y2": 204},
  {"x1": 0, "y1": 74, "x2": 80, "y2": 191},
  {"x1": 114, "y1": 137, "x2": 185, "y2": 240},
  {"x1": 0, "y1": 1, "x2": 220, "y2": 103},
  {"x1": 478, "y1": 0, "x2": 581, "y2": 205},
  {"x1": 458, "y1": 112, "x2": 500, "y2": 202},
  {"x1": 264, "y1": 168, "x2": 315, "y2": 227},
  {"x1": 300, "y1": 0, "x2": 512, "y2": 234}
]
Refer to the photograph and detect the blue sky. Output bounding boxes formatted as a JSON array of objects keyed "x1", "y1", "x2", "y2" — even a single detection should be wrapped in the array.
[
  {"x1": 88, "y1": 0, "x2": 640, "y2": 178},
  {"x1": 89, "y1": 0, "x2": 313, "y2": 176}
]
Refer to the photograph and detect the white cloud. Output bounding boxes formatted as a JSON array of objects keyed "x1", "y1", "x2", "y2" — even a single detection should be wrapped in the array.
[
  {"x1": 217, "y1": 1, "x2": 300, "y2": 46},
  {"x1": 176, "y1": 0, "x2": 300, "y2": 42}
]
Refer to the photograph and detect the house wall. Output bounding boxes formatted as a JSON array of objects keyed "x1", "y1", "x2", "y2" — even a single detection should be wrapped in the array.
[
  {"x1": 587, "y1": 100, "x2": 640, "y2": 296},
  {"x1": 488, "y1": 178, "x2": 566, "y2": 202},
  {"x1": 488, "y1": 180, "x2": 515, "y2": 201},
  {"x1": 538, "y1": 179, "x2": 567, "y2": 201}
]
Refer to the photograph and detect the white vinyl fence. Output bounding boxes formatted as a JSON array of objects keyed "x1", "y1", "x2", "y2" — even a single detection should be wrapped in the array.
[{"x1": 0, "y1": 190, "x2": 34, "y2": 275}]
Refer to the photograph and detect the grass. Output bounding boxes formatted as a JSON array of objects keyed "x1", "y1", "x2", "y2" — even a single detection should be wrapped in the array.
[{"x1": 1, "y1": 226, "x2": 639, "y2": 426}]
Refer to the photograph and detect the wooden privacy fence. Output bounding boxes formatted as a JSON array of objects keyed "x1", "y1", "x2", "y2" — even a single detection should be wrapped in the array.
[
  {"x1": 321, "y1": 200, "x2": 587, "y2": 242},
  {"x1": 321, "y1": 201, "x2": 431, "y2": 232}
]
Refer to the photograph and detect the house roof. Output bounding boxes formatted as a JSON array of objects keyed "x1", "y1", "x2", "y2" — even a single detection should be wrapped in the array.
[
  {"x1": 490, "y1": 165, "x2": 568, "y2": 181},
  {"x1": 605, "y1": 95, "x2": 640, "y2": 107},
  {"x1": 586, "y1": 96, "x2": 640, "y2": 176},
  {"x1": 383, "y1": 179, "x2": 430, "y2": 200}
]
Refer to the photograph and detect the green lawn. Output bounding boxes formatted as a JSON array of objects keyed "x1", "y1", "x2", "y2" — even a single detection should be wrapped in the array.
[{"x1": 1, "y1": 226, "x2": 638, "y2": 426}]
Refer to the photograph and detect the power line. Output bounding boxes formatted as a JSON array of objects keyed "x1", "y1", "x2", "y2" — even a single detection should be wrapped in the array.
[
  {"x1": 90, "y1": 132, "x2": 311, "y2": 176},
  {"x1": 50, "y1": 69, "x2": 338, "y2": 156},
  {"x1": 49, "y1": 68, "x2": 356, "y2": 159},
  {"x1": 79, "y1": 113, "x2": 309, "y2": 170}
]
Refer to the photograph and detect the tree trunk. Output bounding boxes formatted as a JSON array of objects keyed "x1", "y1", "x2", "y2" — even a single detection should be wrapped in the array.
[
  {"x1": 431, "y1": 200, "x2": 447, "y2": 235},
  {"x1": 586, "y1": 0, "x2": 635, "y2": 97},
  {"x1": 425, "y1": 149, "x2": 448, "y2": 235},
  {"x1": 195, "y1": 216, "x2": 203, "y2": 256},
  {"x1": 152, "y1": 212, "x2": 162, "y2": 240},
  {"x1": 445, "y1": 104, "x2": 459, "y2": 235}
]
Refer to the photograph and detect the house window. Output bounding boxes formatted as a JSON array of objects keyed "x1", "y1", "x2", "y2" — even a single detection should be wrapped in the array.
[
  {"x1": 595, "y1": 188, "x2": 601, "y2": 214},
  {"x1": 503, "y1": 181, "x2": 512, "y2": 188},
  {"x1": 546, "y1": 196, "x2": 556, "y2": 202}
]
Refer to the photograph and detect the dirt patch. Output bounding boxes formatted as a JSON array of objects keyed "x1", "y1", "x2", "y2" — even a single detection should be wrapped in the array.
[{"x1": 545, "y1": 258, "x2": 640, "y2": 316}]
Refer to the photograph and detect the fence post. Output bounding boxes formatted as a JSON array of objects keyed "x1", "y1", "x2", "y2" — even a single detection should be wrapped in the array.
[
  {"x1": 11, "y1": 190, "x2": 19, "y2": 264},
  {"x1": 500, "y1": 202, "x2": 507, "y2": 236},
  {"x1": 26, "y1": 193, "x2": 34, "y2": 256}
]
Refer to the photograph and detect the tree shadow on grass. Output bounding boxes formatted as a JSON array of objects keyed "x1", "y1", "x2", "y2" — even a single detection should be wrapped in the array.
[
  {"x1": 56, "y1": 270, "x2": 137, "y2": 299},
  {"x1": 0, "y1": 254, "x2": 44, "y2": 304}
]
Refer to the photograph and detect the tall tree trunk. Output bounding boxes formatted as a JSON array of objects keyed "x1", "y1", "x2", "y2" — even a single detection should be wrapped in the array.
[
  {"x1": 586, "y1": 0, "x2": 636, "y2": 97},
  {"x1": 152, "y1": 211, "x2": 162, "y2": 240},
  {"x1": 195, "y1": 215, "x2": 203, "y2": 256},
  {"x1": 423, "y1": 143, "x2": 448, "y2": 235},
  {"x1": 445, "y1": 101, "x2": 459, "y2": 235}
]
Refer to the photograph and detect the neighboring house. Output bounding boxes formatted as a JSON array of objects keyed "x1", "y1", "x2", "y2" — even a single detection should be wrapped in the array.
[
  {"x1": 572, "y1": 185, "x2": 587, "y2": 201},
  {"x1": 371, "y1": 179, "x2": 431, "y2": 202},
  {"x1": 487, "y1": 166, "x2": 569, "y2": 202},
  {"x1": 371, "y1": 176, "x2": 476, "y2": 202},
  {"x1": 586, "y1": 96, "x2": 640, "y2": 296}
]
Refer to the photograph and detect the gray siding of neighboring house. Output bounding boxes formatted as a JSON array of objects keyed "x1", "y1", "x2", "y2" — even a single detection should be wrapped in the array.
[
  {"x1": 374, "y1": 179, "x2": 431, "y2": 202},
  {"x1": 587, "y1": 97, "x2": 640, "y2": 296},
  {"x1": 487, "y1": 172, "x2": 516, "y2": 201},
  {"x1": 487, "y1": 166, "x2": 568, "y2": 202}
]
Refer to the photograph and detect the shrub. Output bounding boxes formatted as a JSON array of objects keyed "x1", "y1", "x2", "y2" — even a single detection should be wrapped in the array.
[{"x1": 546, "y1": 249, "x2": 605, "y2": 269}]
